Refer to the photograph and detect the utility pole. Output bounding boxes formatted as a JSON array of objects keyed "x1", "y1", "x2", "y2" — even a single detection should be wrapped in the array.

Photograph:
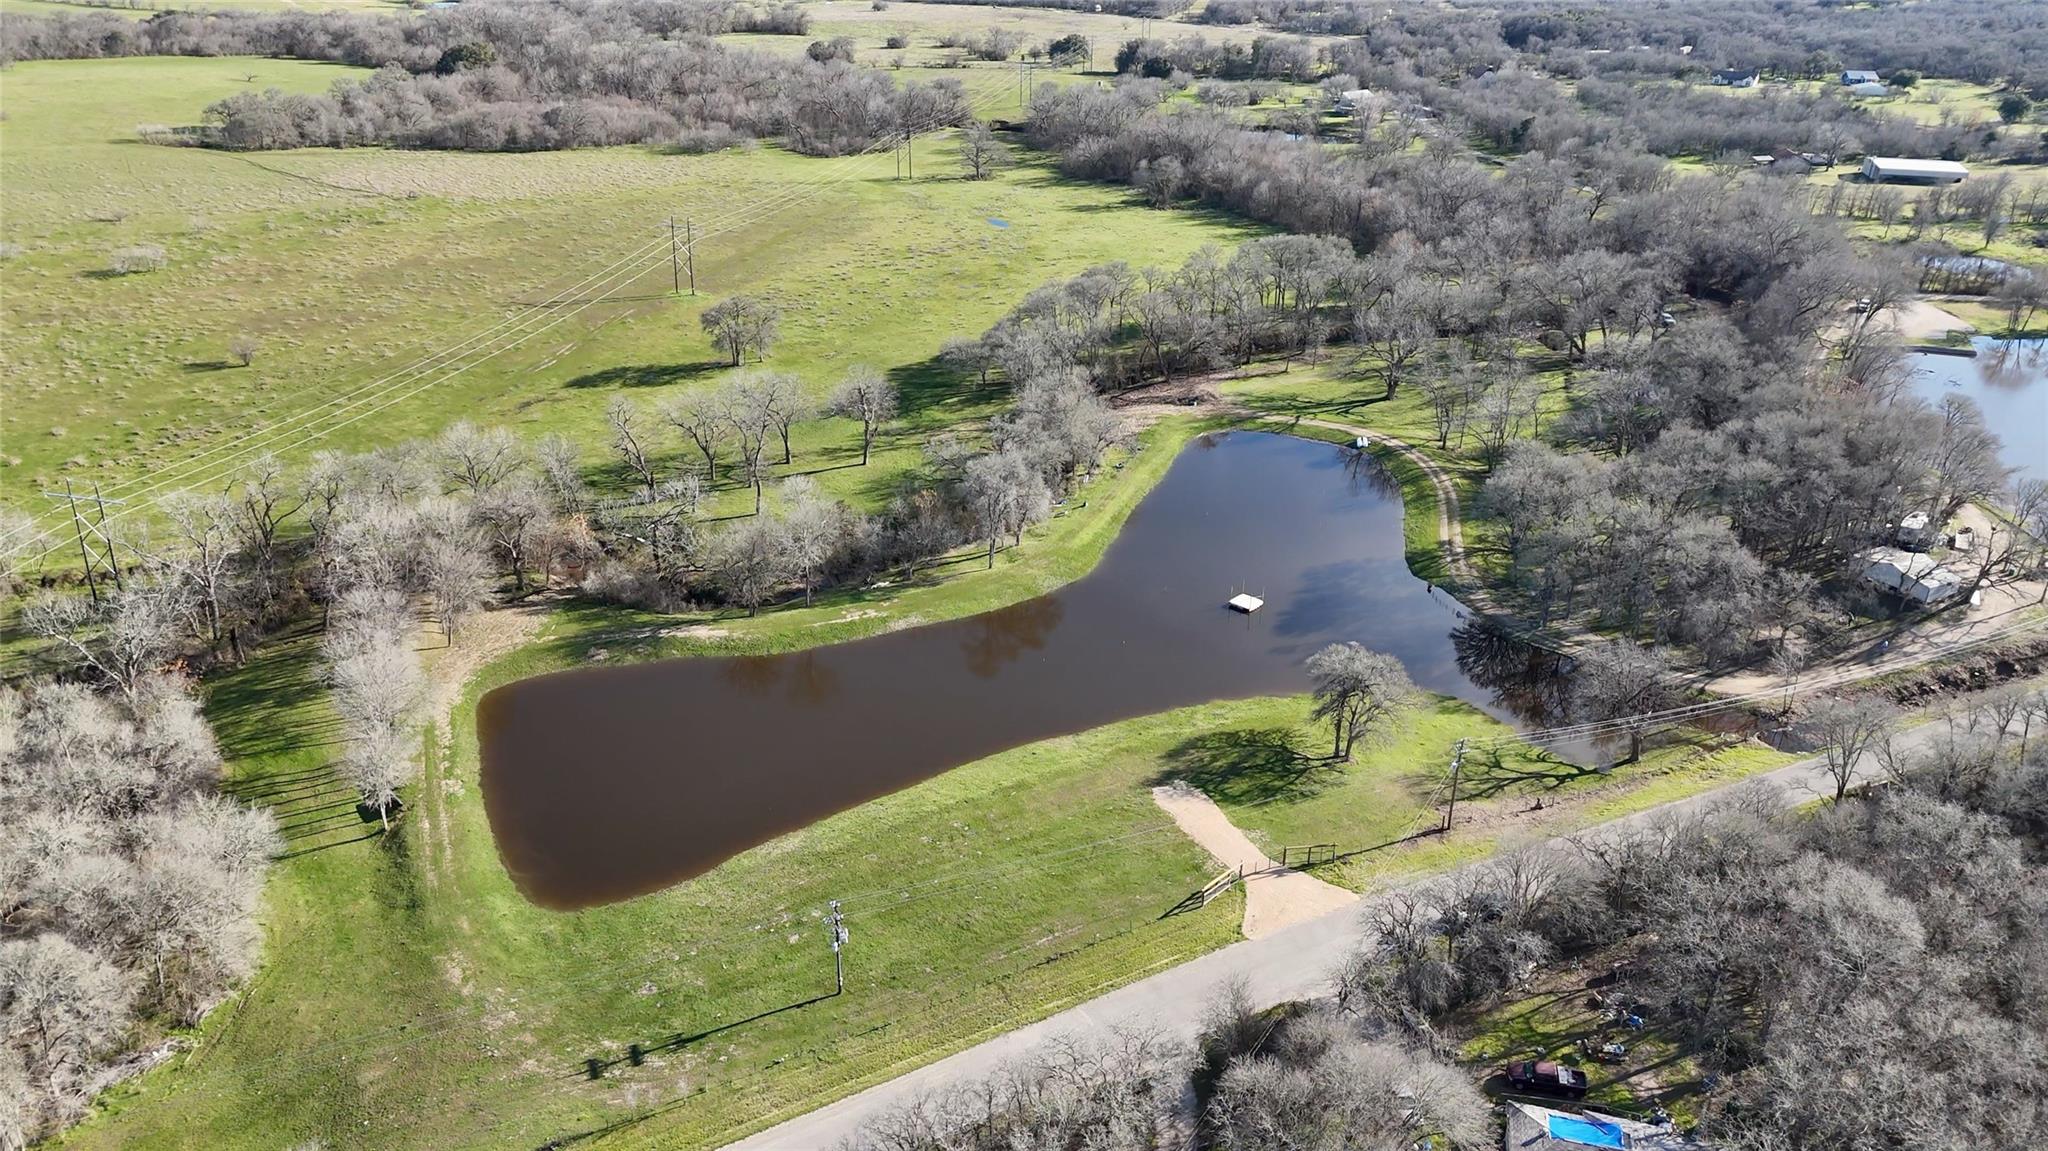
[
  {"x1": 668, "y1": 214, "x2": 681, "y2": 295},
  {"x1": 827, "y1": 900, "x2": 848, "y2": 994},
  {"x1": 1441, "y1": 738, "x2": 1467, "y2": 833},
  {"x1": 90, "y1": 483, "x2": 121, "y2": 590},
  {"x1": 61, "y1": 480, "x2": 99, "y2": 606},
  {"x1": 684, "y1": 217, "x2": 696, "y2": 295},
  {"x1": 905, "y1": 132, "x2": 913, "y2": 179}
]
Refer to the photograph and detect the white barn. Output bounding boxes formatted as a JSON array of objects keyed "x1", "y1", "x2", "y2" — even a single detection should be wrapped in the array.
[{"x1": 1862, "y1": 156, "x2": 1969, "y2": 185}]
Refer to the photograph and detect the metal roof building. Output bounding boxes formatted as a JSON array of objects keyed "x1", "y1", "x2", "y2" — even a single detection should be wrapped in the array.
[
  {"x1": 1858, "y1": 546, "x2": 1964, "y2": 604},
  {"x1": 1862, "y1": 156, "x2": 1969, "y2": 184}
]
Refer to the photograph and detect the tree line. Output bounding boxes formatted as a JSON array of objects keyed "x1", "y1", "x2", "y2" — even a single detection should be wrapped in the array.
[
  {"x1": 1, "y1": 1, "x2": 970, "y2": 155},
  {"x1": 1338, "y1": 683, "x2": 2048, "y2": 1151}
]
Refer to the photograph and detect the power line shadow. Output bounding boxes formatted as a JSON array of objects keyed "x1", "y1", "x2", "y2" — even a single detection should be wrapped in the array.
[{"x1": 569, "y1": 990, "x2": 837, "y2": 1082}]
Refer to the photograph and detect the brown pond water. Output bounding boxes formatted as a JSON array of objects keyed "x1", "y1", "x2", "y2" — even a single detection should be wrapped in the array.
[{"x1": 480, "y1": 431, "x2": 1555, "y2": 909}]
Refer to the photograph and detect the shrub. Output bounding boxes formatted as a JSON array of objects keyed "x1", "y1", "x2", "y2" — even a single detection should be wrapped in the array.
[
  {"x1": 885, "y1": 33, "x2": 910, "y2": 49},
  {"x1": 107, "y1": 245, "x2": 165, "y2": 274},
  {"x1": 229, "y1": 334, "x2": 260, "y2": 366}
]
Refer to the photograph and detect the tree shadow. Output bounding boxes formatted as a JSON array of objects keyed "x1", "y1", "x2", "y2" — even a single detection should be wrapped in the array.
[
  {"x1": 889, "y1": 351, "x2": 1000, "y2": 423},
  {"x1": 563, "y1": 361, "x2": 727, "y2": 389},
  {"x1": 1153, "y1": 728, "x2": 1333, "y2": 806},
  {"x1": 181, "y1": 360, "x2": 238, "y2": 372},
  {"x1": 1451, "y1": 743, "x2": 1602, "y2": 802}
]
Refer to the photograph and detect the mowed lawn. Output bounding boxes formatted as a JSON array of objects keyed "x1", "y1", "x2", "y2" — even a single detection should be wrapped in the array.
[{"x1": 0, "y1": 54, "x2": 1257, "y2": 532}]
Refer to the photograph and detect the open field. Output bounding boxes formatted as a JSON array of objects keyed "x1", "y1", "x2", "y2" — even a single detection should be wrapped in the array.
[{"x1": 0, "y1": 54, "x2": 1257, "y2": 539}]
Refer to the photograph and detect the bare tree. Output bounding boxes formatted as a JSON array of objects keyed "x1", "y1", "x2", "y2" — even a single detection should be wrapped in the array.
[
  {"x1": 1809, "y1": 695, "x2": 1898, "y2": 801},
  {"x1": 436, "y1": 421, "x2": 523, "y2": 496},
  {"x1": 828, "y1": 365, "x2": 899, "y2": 465},
  {"x1": 776, "y1": 476, "x2": 842, "y2": 605},
  {"x1": 700, "y1": 294, "x2": 782, "y2": 365},
  {"x1": 714, "y1": 514, "x2": 788, "y2": 615},
  {"x1": 658, "y1": 390, "x2": 727, "y2": 482},
  {"x1": 1307, "y1": 642, "x2": 1416, "y2": 760},
  {"x1": 422, "y1": 537, "x2": 491, "y2": 643},
  {"x1": 25, "y1": 582, "x2": 189, "y2": 700},
  {"x1": 0, "y1": 935, "x2": 134, "y2": 1122},
  {"x1": 227, "y1": 333, "x2": 259, "y2": 367},
  {"x1": 159, "y1": 492, "x2": 243, "y2": 656},
  {"x1": 964, "y1": 449, "x2": 1050, "y2": 569},
  {"x1": 327, "y1": 619, "x2": 425, "y2": 831},
  {"x1": 957, "y1": 121, "x2": 1012, "y2": 179},
  {"x1": 759, "y1": 371, "x2": 808, "y2": 465},
  {"x1": 1570, "y1": 639, "x2": 1677, "y2": 764},
  {"x1": 605, "y1": 396, "x2": 660, "y2": 497},
  {"x1": 722, "y1": 375, "x2": 778, "y2": 514}
]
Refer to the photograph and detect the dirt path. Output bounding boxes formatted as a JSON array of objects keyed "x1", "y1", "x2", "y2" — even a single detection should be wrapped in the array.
[
  {"x1": 1707, "y1": 505, "x2": 2045, "y2": 697},
  {"x1": 413, "y1": 600, "x2": 551, "y2": 884},
  {"x1": 1877, "y1": 299, "x2": 1974, "y2": 342},
  {"x1": 1150, "y1": 784, "x2": 1358, "y2": 940}
]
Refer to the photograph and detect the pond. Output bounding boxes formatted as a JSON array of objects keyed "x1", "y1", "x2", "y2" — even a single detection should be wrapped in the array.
[
  {"x1": 479, "y1": 431, "x2": 1557, "y2": 909},
  {"x1": 1907, "y1": 337, "x2": 2048, "y2": 485}
]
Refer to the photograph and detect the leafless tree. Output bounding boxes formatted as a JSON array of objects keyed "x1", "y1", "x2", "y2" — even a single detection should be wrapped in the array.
[
  {"x1": 605, "y1": 397, "x2": 660, "y2": 498},
  {"x1": 722, "y1": 375, "x2": 779, "y2": 514},
  {"x1": 159, "y1": 492, "x2": 243, "y2": 656},
  {"x1": 828, "y1": 365, "x2": 899, "y2": 465},
  {"x1": 326, "y1": 627, "x2": 424, "y2": 831},
  {"x1": 1570, "y1": 639, "x2": 1678, "y2": 763},
  {"x1": 963, "y1": 449, "x2": 1050, "y2": 569},
  {"x1": 25, "y1": 582, "x2": 189, "y2": 700},
  {"x1": 422, "y1": 536, "x2": 491, "y2": 643},
  {"x1": 775, "y1": 477, "x2": 842, "y2": 605},
  {"x1": 0, "y1": 935, "x2": 133, "y2": 1124},
  {"x1": 658, "y1": 390, "x2": 727, "y2": 482},
  {"x1": 436, "y1": 421, "x2": 523, "y2": 496},
  {"x1": 1810, "y1": 696, "x2": 1898, "y2": 800},
  {"x1": 700, "y1": 294, "x2": 781, "y2": 365},
  {"x1": 1307, "y1": 642, "x2": 1416, "y2": 760},
  {"x1": 227, "y1": 333, "x2": 259, "y2": 367},
  {"x1": 758, "y1": 371, "x2": 808, "y2": 465},
  {"x1": 957, "y1": 121, "x2": 1012, "y2": 179}
]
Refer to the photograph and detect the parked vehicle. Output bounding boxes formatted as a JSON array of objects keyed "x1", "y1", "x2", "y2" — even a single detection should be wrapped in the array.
[{"x1": 1504, "y1": 1059, "x2": 1590, "y2": 1099}]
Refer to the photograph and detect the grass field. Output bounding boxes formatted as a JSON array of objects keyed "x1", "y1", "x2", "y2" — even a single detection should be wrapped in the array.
[
  {"x1": 0, "y1": 54, "x2": 1258, "y2": 539},
  {"x1": 9, "y1": 43, "x2": 1812, "y2": 1151}
]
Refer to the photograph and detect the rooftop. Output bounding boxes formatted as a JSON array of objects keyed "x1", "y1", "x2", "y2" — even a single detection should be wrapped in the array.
[{"x1": 1504, "y1": 1101, "x2": 1710, "y2": 1151}]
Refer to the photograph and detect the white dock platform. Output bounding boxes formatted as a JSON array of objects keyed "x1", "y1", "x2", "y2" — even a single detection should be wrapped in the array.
[{"x1": 1227, "y1": 593, "x2": 1265, "y2": 613}]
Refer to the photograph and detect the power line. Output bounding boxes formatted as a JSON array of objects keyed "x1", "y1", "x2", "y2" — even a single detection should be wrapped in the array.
[{"x1": 5, "y1": 72, "x2": 1018, "y2": 561}]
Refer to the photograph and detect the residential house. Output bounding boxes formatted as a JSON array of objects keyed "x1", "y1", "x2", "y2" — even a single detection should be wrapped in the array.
[
  {"x1": 1841, "y1": 69, "x2": 1881, "y2": 85},
  {"x1": 1711, "y1": 68, "x2": 1759, "y2": 87},
  {"x1": 1503, "y1": 1101, "x2": 1709, "y2": 1151}
]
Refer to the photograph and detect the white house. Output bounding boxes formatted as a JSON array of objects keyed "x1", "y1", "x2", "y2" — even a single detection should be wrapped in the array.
[
  {"x1": 1858, "y1": 547, "x2": 1964, "y2": 604},
  {"x1": 1862, "y1": 156, "x2": 1969, "y2": 185},
  {"x1": 1711, "y1": 68, "x2": 1759, "y2": 88}
]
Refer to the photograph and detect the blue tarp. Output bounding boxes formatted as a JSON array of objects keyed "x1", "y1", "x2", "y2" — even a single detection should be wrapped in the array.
[{"x1": 1548, "y1": 1114, "x2": 1628, "y2": 1148}]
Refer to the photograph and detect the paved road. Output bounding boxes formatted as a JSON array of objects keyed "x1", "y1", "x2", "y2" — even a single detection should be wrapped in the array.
[{"x1": 723, "y1": 729, "x2": 1938, "y2": 1150}]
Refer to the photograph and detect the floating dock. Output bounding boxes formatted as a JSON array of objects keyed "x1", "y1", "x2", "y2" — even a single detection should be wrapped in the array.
[{"x1": 1227, "y1": 593, "x2": 1265, "y2": 613}]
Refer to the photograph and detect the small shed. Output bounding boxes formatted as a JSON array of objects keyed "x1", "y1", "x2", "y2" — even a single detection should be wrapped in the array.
[
  {"x1": 1858, "y1": 547, "x2": 1963, "y2": 604},
  {"x1": 1862, "y1": 156, "x2": 1969, "y2": 185},
  {"x1": 1896, "y1": 510, "x2": 1934, "y2": 549},
  {"x1": 1841, "y1": 69, "x2": 1880, "y2": 85}
]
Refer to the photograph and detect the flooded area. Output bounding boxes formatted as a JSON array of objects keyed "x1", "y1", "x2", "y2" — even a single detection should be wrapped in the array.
[
  {"x1": 1908, "y1": 337, "x2": 2048, "y2": 484},
  {"x1": 480, "y1": 431, "x2": 1556, "y2": 909}
]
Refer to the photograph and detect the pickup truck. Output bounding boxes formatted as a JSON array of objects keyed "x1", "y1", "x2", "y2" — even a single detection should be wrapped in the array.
[{"x1": 1503, "y1": 1059, "x2": 1590, "y2": 1099}]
